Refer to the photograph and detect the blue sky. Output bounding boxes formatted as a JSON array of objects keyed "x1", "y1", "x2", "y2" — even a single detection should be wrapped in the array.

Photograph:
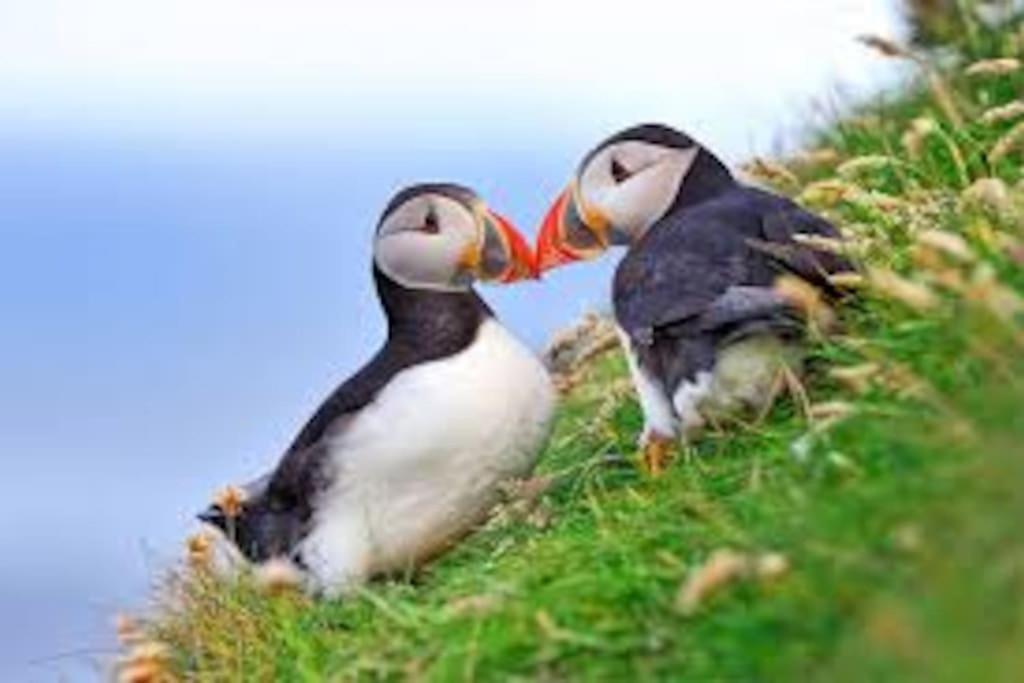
[{"x1": 0, "y1": 1, "x2": 908, "y2": 679}]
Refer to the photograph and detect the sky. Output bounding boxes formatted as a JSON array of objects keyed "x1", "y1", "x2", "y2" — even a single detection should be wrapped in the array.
[{"x1": 0, "y1": 1, "x2": 908, "y2": 680}]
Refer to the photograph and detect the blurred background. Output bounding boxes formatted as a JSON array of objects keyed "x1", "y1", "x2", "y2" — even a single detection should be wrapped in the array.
[{"x1": 0, "y1": 1, "x2": 911, "y2": 679}]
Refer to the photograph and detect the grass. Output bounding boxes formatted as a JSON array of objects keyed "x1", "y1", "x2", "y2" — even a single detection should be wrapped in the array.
[{"x1": 123, "y1": 9, "x2": 1024, "y2": 681}]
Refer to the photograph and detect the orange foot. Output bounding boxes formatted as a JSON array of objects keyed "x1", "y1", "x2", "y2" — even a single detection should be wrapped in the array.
[{"x1": 640, "y1": 435, "x2": 675, "y2": 477}]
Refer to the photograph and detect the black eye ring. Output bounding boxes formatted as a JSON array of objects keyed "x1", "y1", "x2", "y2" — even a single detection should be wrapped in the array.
[
  {"x1": 610, "y1": 157, "x2": 632, "y2": 184},
  {"x1": 421, "y1": 210, "x2": 440, "y2": 234}
]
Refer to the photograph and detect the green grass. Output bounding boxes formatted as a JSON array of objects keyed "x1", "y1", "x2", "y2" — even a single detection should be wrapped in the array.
[{"x1": 133, "y1": 10, "x2": 1024, "y2": 681}]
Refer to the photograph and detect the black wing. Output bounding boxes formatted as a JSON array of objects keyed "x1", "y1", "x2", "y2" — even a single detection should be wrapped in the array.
[
  {"x1": 750, "y1": 193, "x2": 853, "y2": 292},
  {"x1": 614, "y1": 186, "x2": 851, "y2": 343},
  {"x1": 613, "y1": 210, "x2": 751, "y2": 344}
]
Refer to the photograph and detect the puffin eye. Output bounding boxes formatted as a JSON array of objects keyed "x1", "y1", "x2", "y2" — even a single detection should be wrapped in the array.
[
  {"x1": 421, "y1": 210, "x2": 440, "y2": 234},
  {"x1": 610, "y1": 157, "x2": 632, "y2": 184}
]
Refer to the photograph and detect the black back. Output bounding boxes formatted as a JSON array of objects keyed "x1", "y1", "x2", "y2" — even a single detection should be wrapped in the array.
[
  {"x1": 614, "y1": 182, "x2": 851, "y2": 394},
  {"x1": 202, "y1": 266, "x2": 492, "y2": 562}
]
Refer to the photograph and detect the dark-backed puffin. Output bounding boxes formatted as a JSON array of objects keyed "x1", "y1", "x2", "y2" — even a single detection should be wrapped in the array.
[
  {"x1": 200, "y1": 183, "x2": 555, "y2": 594},
  {"x1": 535, "y1": 124, "x2": 851, "y2": 474}
]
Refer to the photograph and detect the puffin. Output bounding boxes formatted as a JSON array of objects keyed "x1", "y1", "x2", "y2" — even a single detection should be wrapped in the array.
[
  {"x1": 199, "y1": 183, "x2": 555, "y2": 594},
  {"x1": 534, "y1": 124, "x2": 851, "y2": 474}
]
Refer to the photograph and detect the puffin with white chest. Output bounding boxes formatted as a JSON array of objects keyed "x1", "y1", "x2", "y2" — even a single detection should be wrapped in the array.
[
  {"x1": 200, "y1": 183, "x2": 555, "y2": 594},
  {"x1": 535, "y1": 124, "x2": 852, "y2": 474}
]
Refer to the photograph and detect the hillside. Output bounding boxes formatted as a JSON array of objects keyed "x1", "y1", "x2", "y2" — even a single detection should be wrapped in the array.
[{"x1": 118, "y1": 11, "x2": 1024, "y2": 682}]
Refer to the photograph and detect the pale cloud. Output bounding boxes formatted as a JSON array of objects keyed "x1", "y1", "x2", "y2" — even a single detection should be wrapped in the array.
[{"x1": 0, "y1": 1, "x2": 908, "y2": 153}]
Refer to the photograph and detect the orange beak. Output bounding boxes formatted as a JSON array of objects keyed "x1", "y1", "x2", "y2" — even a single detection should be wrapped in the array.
[
  {"x1": 477, "y1": 208, "x2": 539, "y2": 283},
  {"x1": 535, "y1": 188, "x2": 578, "y2": 272},
  {"x1": 535, "y1": 184, "x2": 611, "y2": 273}
]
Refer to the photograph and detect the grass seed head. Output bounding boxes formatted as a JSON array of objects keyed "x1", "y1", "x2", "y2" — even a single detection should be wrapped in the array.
[
  {"x1": 791, "y1": 233, "x2": 849, "y2": 255},
  {"x1": 915, "y1": 229, "x2": 976, "y2": 263},
  {"x1": 799, "y1": 179, "x2": 861, "y2": 208},
  {"x1": 964, "y1": 263, "x2": 1024, "y2": 322},
  {"x1": 858, "y1": 35, "x2": 917, "y2": 61},
  {"x1": 253, "y1": 558, "x2": 304, "y2": 596},
  {"x1": 837, "y1": 155, "x2": 900, "y2": 179},
  {"x1": 891, "y1": 524, "x2": 923, "y2": 553},
  {"x1": 868, "y1": 268, "x2": 939, "y2": 311},
  {"x1": 185, "y1": 532, "x2": 213, "y2": 570},
  {"x1": 962, "y1": 177, "x2": 1011, "y2": 215},
  {"x1": 676, "y1": 549, "x2": 750, "y2": 616},
  {"x1": 865, "y1": 191, "x2": 906, "y2": 213},
  {"x1": 979, "y1": 100, "x2": 1024, "y2": 125},
  {"x1": 829, "y1": 363, "x2": 881, "y2": 394},
  {"x1": 808, "y1": 401, "x2": 857, "y2": 422},
  {"x1": 741, "y1": 157, "x2": 799, "y2": 189},
  {"x1": 117, "y1": 641, "x2": 172, "y2": 683},
  {"x1": 114, "y1": 613, "x2": 145, "y2": 646},
  {"x1": 964, "y1": 57, "x2": 1021, "y2": 77},
  {"x1": 901, "y1": 117, "x2": 939, "y2": 158},
  {"x1": 213, "y1": 485, "x2": 246, "y2": 518},
  {"x1": 773, "y1": 275, "x2": 835, "y2": 330},
  {"x1": 922, "y1": 264, "x2": 967, "y2": 293},
  {"x1": 989, "y1": 120, "x2": 1024, "y2": 164},
  {"x1": 755, "y1": 553, "x2": 790, "y2": 580},
  {"x1": 446, "y1": 594, "x2": 502, "y2": 617},
  {"x1": 793, "y1": 147, "x2": 840, "y2": 169},
  {"x1": 827, "y1": 272, "x2": 866, "y2": 289}
]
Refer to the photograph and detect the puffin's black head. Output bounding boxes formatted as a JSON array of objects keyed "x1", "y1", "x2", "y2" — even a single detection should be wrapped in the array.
[
  {"x1": 535, "y1": 123, "x2": 734, "y2": 272},
  {"x1": 197, "y1": 476, "x2": 308, "y2": 564},
  {"x1": 374, "y1": 183, "x2": 537, "y2": 291}
]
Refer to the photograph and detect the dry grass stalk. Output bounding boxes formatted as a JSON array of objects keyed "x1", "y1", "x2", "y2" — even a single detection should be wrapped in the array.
[
  {"x1": 500, "y1": 474, "x2": 556, "y2": 505},
  {"x1": 213, "y1": 485, "x2": 246, "y2": 518},
  {"x1": 901, "y1": 117, "x2": 938, "y2": 159},
  {"x1": 964, "y1": 57, "x2": 1021, "y2": 77},
  {"x1": 979, "y1": 100, "x2": 1024, "y2": 125},
  {"x1": 253, "y1": 558, "x2": 304, "y2": 596},
  {"x1": 675, "y1": 549, "x2": 790, "y2": 616},
  {"x1": 791, "y1": 233, "x2": 848, "y2": 255},
  {"x1": 773, "y1": 275, "x2": 835, "y2": 330},
  {"x1": 446, "y1": 594, "x2": 502, "y2": 617},
  {"x1": 915, "y1": 229, "x2": 976, "y2": 263},
  {"x1": 858, "y1": 36, "x2": 963, "y2": 127},
  {"x1": 798, "y1": 179, "x2": 861, "y2": 208},
  {"x1": 837, "y1": 155, "x2": 902, "y2": 179},
  {"x1": 962, "y1": 177, "x2": 1011, "y2": 214},
  {"x1": 924, "y1": 69, "x2": 965, "y2": 128},
  {"x1": 882, "y1": 363, "x2": 931, "y2": 400},
  {"x1": 185, "y1": 533, "x2": 213, "y2": 571},
  {"x1": 829, "y1": 363, "x2": 881, "y2": 394},
  {"x1": 543, "y1": 312, "x2": 620, "y2": 393},
  {"x1": 828, "y1": 272, "x2": 866, "y2": 288},
  {"x1": 808, "y1": 401, "x2": 857, "y2": 421},
  {"x1": 858, "y1": 35, "x2": 918, "y2": 61},
  {"x1": 863, "y1": 192, "x2": 907, "y2": 214},
  {"x1": 114, "y1": 613, "x2": 145, "y2": 646},
  {"x1": 755, "y1": 553, "x2": 790, "y2": 580},
  {"x1": 868, "y1": 268, "x2": 939, "y2": 311},
  {"x1": 891, "y1": 524, "x2": 923, "y2": 553},
  {"x1": 964, "y1": 263, "x2": 1024, "y2": 323},
  {"x1": 925, "y1": 267, "x2": 967, "y2": 293},
  {"x1": 793, "y1": 147, "x2": 840, "y2": 169},
  {"x1": 117, "y1": 641, "x2": 174, "y2": 683},
  {"x1": 676, "y1": 550, "x2": 749, "y2": 616},
  {"x1": 989, "y1": 120, "x2": 1024, "y2": 163},
  {"x1": 742, "y1": 157, "x2": 800, "y2": 188}
]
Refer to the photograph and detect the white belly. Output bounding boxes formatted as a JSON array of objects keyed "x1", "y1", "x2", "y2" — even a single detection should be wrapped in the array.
[{"x1": 299, "y1": 319, "x2": 555, "y2": 593}]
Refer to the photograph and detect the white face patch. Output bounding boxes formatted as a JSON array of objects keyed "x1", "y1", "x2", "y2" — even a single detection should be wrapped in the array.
[
  {"x1": 578, "y1": 141, "x2": 698, "y2": 241},
  {"x1": 374, "y1": 194, "x2": 481, "y2": 291}
]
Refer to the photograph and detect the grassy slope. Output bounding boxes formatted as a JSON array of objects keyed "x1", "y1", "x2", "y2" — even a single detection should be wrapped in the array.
[{"x1": 140, "y1": 13, "x2": 1024, "y2": 682}]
